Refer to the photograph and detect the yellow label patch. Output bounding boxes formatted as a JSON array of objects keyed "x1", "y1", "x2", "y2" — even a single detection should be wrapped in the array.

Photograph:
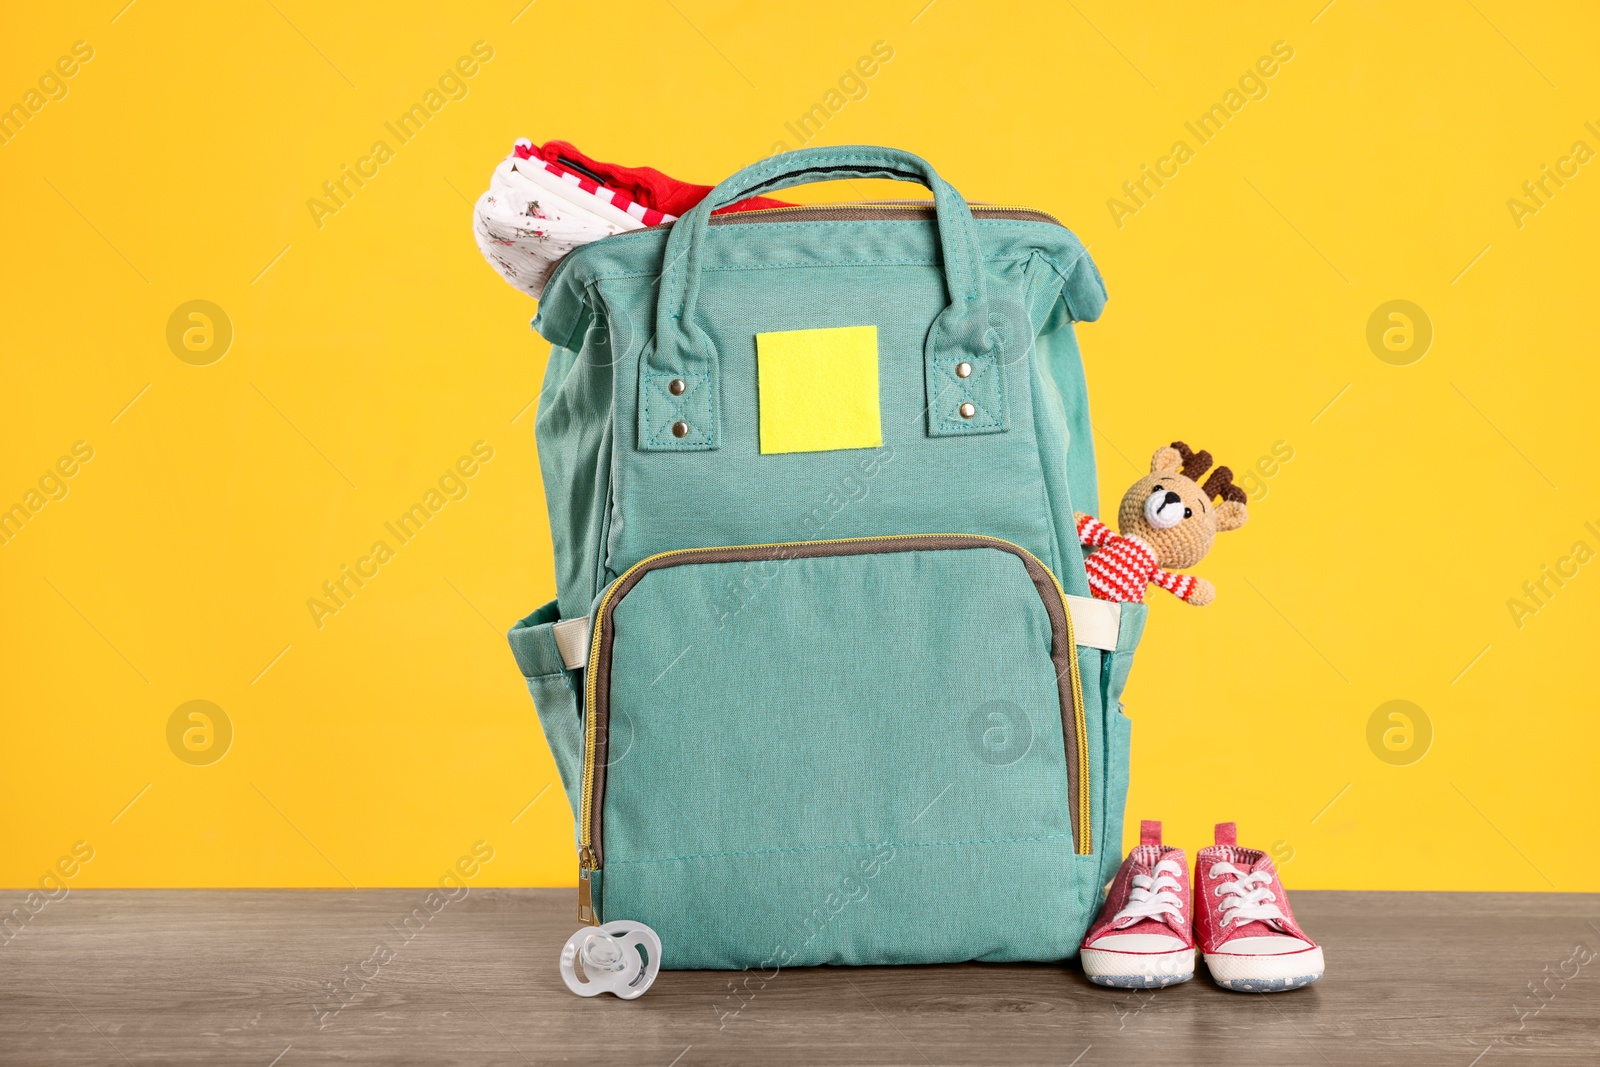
[{"x1": 756, "y1": 325, "x2": 882, "y2": 455}]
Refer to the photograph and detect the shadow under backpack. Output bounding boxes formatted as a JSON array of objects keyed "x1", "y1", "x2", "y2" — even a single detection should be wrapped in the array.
[{"x1": 507, "y1": 147, "x2": 1144, "y2": 970}]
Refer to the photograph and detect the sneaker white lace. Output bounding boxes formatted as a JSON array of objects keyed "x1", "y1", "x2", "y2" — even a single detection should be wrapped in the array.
[
  {"x1": 1208, "y1": 861, "x2": 1287, "y2": 928},
  {"x1": 1113, "y1": 858, "x2": 1186, "y2": 925}
]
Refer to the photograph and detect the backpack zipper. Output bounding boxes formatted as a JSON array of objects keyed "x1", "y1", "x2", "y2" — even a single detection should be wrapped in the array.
[
  {"x1": 575, "y1": 533, "x2": 1091, "y2": 918},
  {"x1": 709, "y1": 201, "x2": 1067, "y2": 227},
  {"x1": 537, "y1": 201, "x2": 1067, "y2": 307}
]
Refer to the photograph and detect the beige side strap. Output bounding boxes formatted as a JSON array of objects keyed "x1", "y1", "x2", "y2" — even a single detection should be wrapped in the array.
[
  {"x1": 1066, "y1": 594, "x2": 1122, "y2": 653},
  {"x1": 552, "y1": 617, "x2": 592, "y2": 670}
]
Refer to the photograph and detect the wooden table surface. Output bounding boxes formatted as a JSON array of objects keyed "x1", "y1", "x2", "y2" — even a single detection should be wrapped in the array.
[{"x1": 2, "y1": 888, "x2": 1597, "y2": 1066}]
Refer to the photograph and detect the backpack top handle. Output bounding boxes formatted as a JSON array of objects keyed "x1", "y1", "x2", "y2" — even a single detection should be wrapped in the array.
[{"x1": 641, "y1": 146, "x2": 1025, "y2": 452}]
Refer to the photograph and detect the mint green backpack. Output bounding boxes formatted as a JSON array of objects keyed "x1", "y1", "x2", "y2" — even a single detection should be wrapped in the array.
[{"x1": 508, "y1": 147, "x2": 1144, "y2": 970}]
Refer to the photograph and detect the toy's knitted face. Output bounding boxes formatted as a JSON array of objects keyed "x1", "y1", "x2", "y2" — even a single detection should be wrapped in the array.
[{"x1": 1116, "y1": 445, "x2": 1249, "y2": 570}]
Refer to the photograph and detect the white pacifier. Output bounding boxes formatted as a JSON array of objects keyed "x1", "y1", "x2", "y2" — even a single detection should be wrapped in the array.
[{"x1": 559, "y1": 921, "x2": 662, "y2": 999}]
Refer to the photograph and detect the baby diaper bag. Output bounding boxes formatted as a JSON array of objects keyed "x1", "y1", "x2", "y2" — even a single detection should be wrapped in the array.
[{"x1": 508, "y1": 146, "x2": 1145, "y2": 970}]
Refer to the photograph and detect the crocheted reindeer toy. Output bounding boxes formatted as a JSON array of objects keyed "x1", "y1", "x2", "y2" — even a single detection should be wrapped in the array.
[{"x1": 1075, "y1": 441, "x2": 1249, "y2": 606}]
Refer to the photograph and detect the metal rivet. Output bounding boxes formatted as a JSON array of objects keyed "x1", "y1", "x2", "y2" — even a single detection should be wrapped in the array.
[
  {"x1": 958, "y1": 403, "x2": 976, "y2": 419},
  {"x1": 955, "y1": 362, "x2": 972, "y2": 379},
  {"x1": 671, "y1": 421, "x2": 690, "y2": 438},
  {"x1": 668, "y1": 379, "x2": 686, "y2": 396}
]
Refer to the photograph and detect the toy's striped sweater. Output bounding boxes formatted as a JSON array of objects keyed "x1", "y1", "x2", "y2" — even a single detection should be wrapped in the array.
[{"x1": 1075, "y1": 514, "x2": 1202, "y2": 604}]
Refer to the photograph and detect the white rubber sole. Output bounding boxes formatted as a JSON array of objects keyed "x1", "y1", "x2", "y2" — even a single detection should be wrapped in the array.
[
  {"x1": 1081, "y1": 946, "x2": 1197, "y2": 989},
  {"x1": 1203, "y1": 945, "x2": 1324, "y2": 992}
]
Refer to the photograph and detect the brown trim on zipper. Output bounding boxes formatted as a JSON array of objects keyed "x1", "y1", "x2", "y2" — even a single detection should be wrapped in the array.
[
  {"x1": 708, "y1": 204, "x2": 1064, "y2": 227},
  {"x1": 584, "y1": 535, "x2": 1083, "y2": 866}
]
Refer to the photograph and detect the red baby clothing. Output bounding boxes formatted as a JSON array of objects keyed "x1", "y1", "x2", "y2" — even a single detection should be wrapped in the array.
[{"x1": 517, "y1": 140, "x2": 792, "y2": 219}]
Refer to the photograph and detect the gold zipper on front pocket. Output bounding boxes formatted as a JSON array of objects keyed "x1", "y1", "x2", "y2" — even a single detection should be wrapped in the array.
[{"x1": 575, "y1": 534, "x2": 1092, "y2": 907}]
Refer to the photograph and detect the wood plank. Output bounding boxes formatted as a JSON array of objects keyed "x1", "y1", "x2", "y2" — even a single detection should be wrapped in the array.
[{"x1": 1, "y1": 890, "x2": 1596, "y2": 1065}]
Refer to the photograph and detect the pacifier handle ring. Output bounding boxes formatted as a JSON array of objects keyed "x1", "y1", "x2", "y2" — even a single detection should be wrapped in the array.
[{"x1": 559, "y1": 921, "x2": 662, "y2": 1000}]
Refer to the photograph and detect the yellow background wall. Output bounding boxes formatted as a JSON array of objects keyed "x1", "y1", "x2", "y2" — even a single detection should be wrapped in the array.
[{"x1": 3, "y1": 1, "x2": 1595, "y2": 893}]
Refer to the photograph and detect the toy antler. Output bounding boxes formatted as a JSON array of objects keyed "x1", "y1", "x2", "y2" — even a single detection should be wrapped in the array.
[
  {"x1": 1203, "y1": 466, "x2": 1248, "y2": 504},
  {"x1": 1170, "y1": 441, "x2": 1213, "y2": 482}
]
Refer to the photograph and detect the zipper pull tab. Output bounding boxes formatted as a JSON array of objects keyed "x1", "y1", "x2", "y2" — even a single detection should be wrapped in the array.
[{"x1": 577, "y1": 848, "x2": 598, "y2": 925}]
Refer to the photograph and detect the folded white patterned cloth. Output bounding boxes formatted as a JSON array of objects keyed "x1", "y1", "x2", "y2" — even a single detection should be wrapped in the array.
[
  {"x1": 473, "y1": 139, "x2": 794, "y2": 300},
  {"x1": 473, "y1": 140, "x2": 671, "y2": 300}
]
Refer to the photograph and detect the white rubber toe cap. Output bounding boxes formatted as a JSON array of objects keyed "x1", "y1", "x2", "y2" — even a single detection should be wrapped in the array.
[
  {"x1": 1204, "y1": 942, "x2": 1324, "y2": 991},
  {"x1": 1082, "y1": 938, "x2": 1197, "y2": 988}
]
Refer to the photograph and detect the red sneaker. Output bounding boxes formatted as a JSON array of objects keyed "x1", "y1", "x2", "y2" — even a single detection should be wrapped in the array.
[
  {"x1": 1080, "y1": 820, "x2": 1196, "y2": 987},
  {"x1": 1195, "y1": 822, "x2": 1324, "y2": 992}
]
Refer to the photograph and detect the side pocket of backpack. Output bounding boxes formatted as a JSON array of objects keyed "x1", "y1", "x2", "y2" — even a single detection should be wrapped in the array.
[
  {"x1": 508, "y1": 599, "x2": 586, "y2": 826},
  {"x1": 1097, "y1": 602, "x2": 1146, "y2": 889}
]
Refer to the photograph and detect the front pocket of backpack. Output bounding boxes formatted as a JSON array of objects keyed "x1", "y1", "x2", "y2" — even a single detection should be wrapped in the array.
[{"x1": 577, "y1": 534, "x2": 1093, "y2": 967}]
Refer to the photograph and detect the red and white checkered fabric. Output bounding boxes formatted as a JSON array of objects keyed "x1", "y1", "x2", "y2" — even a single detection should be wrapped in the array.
[
  {"x1": 527, "y1": 153, "x2": 675, "y2": 227},
  {"x1": 1076, "y1": 514, "x2": 1200, "y2": 603}
]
